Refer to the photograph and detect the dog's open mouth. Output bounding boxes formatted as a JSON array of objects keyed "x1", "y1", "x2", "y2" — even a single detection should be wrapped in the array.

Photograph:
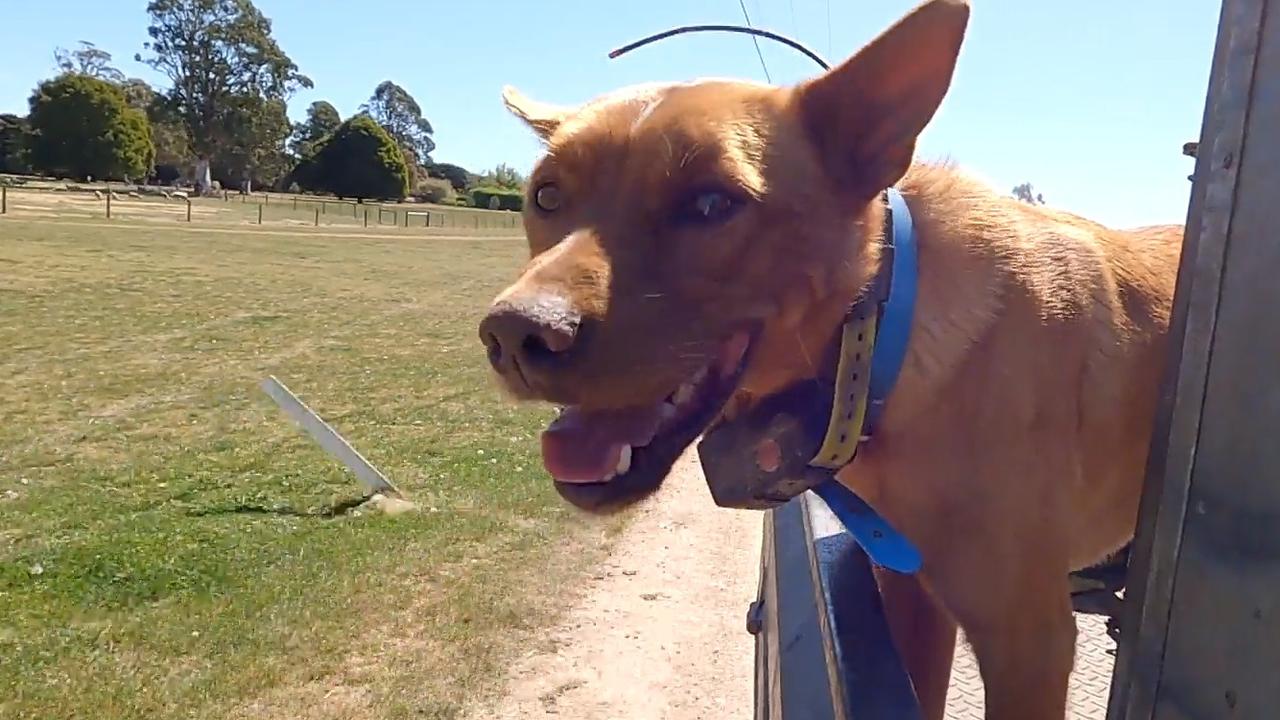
[{"x1": 542, "y1": 330, "x2": 754, "y2": 511}]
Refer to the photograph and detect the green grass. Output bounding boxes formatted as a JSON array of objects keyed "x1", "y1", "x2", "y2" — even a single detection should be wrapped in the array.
[{"x1": 0, "y1": 218, "x2": 618, "y2": 719}]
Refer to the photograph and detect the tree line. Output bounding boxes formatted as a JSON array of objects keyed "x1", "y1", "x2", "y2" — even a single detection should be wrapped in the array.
[{"x1": 0, "y1": 0, "x2": 525, "y2": 205}]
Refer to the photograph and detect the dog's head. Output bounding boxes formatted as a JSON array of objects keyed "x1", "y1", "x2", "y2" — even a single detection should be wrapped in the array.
[{"x1": 479, "y1": 0, "x2": 969, "y2": 512}]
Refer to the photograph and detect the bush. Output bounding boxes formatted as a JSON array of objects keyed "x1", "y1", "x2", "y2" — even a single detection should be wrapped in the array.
[
  {"x1": 151, "y1": 163, "x2": 182, "y2": 185},
  {"x1": 27, "y1": 74, "x2": 154, "y2": 181},
  {"x1": 471, "y1": 186, "x2": 523, "y2": 212},
  {"x1": 413, "y1": 176, "x2": 453, "y2": 204},
  {"x1": 0, "y1": 114, "x2": 32, "y2": 175},
  {"x1": 294, "y1": 115, "x2": 410, "y2": 200},
  {"x1": 427, "y1": 161, "x2": 472, "y2": 191}
]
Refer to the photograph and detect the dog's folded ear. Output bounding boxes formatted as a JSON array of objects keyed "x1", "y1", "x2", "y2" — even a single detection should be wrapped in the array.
[
  {"x1": 502, "y1": 86, "x2": 573, "y2": 142},
  {"x1": 797, "y1": 0, "x2": 969, "y2": 197}
]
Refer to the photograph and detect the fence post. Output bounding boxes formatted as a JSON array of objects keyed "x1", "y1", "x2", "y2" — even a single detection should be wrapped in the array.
[
  {"x1": 264, "y1": 194, "x2": 269, "y2": 205},
  {"x1": 186, "y1": 199, "x2": 192, "y2": 222},
  {"x1": 363, "y1": 208, "x2": 369, "y2": 227},
  {"x1": 1, "y1": 185, "x2": 6, "y2": 214},
  {"x1": 314, "y1": 207, "x2": 320, "y2": 226},
  {"x1": 322, "y1": 201, "x2": 327, "y2": 215},
  {"x1": 426, "y1": 211, "x2": 431, "y2": 228},
  {"x1": 293, "y1": 197, "x2": 297, "y2": 211},
  {"x1": 352, "y1": 202, "x2": 357, "y2": 218},
  {"x1": 106, "y1": 190, "x2": 112, "y2": 219},
  {"x1": 258, "y1": 203, "x2": 263, "y2": 225}
]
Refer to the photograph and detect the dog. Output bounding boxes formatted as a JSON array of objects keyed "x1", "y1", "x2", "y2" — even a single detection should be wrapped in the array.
[{"x1": 478, "y1": 1, "x2": 1183, "y2": 717}]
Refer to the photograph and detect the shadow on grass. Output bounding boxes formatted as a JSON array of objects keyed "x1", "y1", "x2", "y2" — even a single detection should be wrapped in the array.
[{"x1": 186, "y1": 493, "x2": 373, "y2": 519}]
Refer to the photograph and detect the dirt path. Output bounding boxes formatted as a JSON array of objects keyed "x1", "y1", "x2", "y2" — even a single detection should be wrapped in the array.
[{"x1": 472, "y1": 449, "x2": 762, "y2": 720}]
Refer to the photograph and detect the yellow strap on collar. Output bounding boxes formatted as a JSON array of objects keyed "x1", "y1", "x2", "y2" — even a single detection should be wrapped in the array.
[{"x1": 809, "y1": 305, "x2": 878, "y2": 470}]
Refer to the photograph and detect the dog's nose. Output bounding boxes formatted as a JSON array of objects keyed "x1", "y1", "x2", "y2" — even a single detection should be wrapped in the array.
[{"x1": 479, "y1": 296, "x2": 580, "y2": 383}]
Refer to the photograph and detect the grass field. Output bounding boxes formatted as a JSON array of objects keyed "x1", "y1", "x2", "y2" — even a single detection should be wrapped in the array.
[{"x1": 0, "y1": 217, "x2": 617, "y2": 718}]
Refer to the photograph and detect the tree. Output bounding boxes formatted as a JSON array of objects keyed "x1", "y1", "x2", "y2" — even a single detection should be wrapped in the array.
[
  {"x1": 0, "y1": 114, "x2": 32, "y2": 175},
  {"x1": 27, "y1": 74, "x2": 154, "y2": 181},
  {"x1": 296, "y1": 115, "x2": 409, "y2": 200},
  {"x1": 360, "y1": 80, "x2": 435, "y2": 163},
  {"x1": 212, "y1": 94, "x2": 292, "y2": 189},
  {"x1": 138, "y1": 0, "x2": 311, "y2": 191},
  {"x1": 122, "y1": 82, "x2": 191, "y2": 183},
  {"x1": 289, "y1": 100, "x2": 341, "y2": 158},
  {"x1": 120, "y1": 78, "x2": 158, "y2": 113},
  {"x1": 1012, "y1": 182, "x2": 1045, "y2": 205},
  {"x1": 427, "y1": 161, "x2": 472, "y2": 191},
  {"x1": 149, "y1": 114, "x2": 191, "y2": 183},
  {"x1": 54, "y1": 41, "x2": 126, "y2": 83},
  {"x1": 479, "y1": 162, "x2": 525, "y2": 191}
]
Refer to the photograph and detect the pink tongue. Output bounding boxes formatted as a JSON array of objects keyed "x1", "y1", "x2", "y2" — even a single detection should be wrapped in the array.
[{"x1": 541, "y1": 405, "x2": 664, "y2": 483}]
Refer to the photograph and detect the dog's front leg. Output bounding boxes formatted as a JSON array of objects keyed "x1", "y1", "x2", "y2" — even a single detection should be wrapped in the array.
[
  {"x1": 873, "y1": 453, "x2": 1078, "y2": 719},
  {"x1": 965, "y1": 582, "x2": 1075, "y2": 720},
  {"x1": 926, "y1": 533, "x2": 1076, "y2": 720},
  {"x1": 875, "y1": 567, "x2": 957, "y2": 720}
]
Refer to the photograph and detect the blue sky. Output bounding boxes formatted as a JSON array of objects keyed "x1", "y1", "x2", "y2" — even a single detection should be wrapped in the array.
[{"x1": 1, "y1": 0, "x2": 1219, "y2": 227}]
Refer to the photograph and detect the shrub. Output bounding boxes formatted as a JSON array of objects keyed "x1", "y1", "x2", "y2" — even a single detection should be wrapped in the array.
[
  {"x1": 295, "y1": 115, "x2": 410, "y2": 200},
  {"x1": 151, "y1": 163, "x2": 182, "y2": 185},
  {"x1": 427, "y1": 161, "x2": 472, "y2": 191},
  {"x1": 414, "y1": 176, "x2": 453, "y2": 204},
  {"x1": 471, "y1": 186, "x2": 523, "y2": 212},
  {"x1": 0, "y1": 114, "x2": 32, "y2": 175},
  {"x1": 27, "y1": 74, "x2": 154, "y2": 181}
]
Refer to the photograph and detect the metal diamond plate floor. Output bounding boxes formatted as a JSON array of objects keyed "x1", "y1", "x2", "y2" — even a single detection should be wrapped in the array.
[{"x1": 946, "y1": 614, "x2": 1114, "y2": 719}]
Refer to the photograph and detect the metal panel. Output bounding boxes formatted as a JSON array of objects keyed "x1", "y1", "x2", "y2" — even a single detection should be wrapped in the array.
[
  {"x1": 1151, "y1": 1, "x2": 1280, "y2": 716},
  {"x1": 759, "y1": 497, "x2": 840, "y2": 720},
  {"x1": 1108, "y1": 0, "x2": 1279, "y2": 718},
  {"x1": 752, "y1": 492, "x2": 920, "y2": 719}
]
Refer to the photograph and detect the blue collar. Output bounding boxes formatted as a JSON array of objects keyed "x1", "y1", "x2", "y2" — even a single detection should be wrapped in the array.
[
  {"x1": 866, "y1": 187, "x2": 919, "y2": 431},
  {"x1": 810, "y1": 187, "x2": 922, "y2": 574}
]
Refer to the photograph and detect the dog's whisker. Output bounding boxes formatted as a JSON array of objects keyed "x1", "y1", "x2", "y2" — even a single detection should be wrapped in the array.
[
  {"x1": 794, "y1": 331, "x2": 815, "y2": 373},
  {"x1": 679, "y1": 144, "x2": 702, "y2": 168}
]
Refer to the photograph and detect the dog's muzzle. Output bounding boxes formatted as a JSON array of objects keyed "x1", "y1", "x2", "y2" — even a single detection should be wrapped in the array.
[{"x1": 696, "y1": 379, "x2": 838, "y2": 509}]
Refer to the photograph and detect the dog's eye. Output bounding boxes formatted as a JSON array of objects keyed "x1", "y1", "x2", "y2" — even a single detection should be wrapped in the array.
[
  {"x1": 534, "y1": 183, "x2": 561, "y2": 212},
  {"x1": 685, "y1": 190, "x2": 740, "y2": 224}
]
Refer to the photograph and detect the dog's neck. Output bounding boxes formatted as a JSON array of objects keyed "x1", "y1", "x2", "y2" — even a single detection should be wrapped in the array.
[{"x1": 731, "y1": 194, "x2": 892, "y2": 414}]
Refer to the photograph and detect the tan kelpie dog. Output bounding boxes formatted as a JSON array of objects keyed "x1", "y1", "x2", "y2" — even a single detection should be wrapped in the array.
[{"x1": 478, "y1": 1, "x2": 1183, "y2": 717}]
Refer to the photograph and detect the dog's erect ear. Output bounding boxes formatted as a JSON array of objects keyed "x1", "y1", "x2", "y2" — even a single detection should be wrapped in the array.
[
  {"x1": 797, "y1": 0, "x2": 969, "y2": 196},
  {"x1": 502, "y1": 85, "x2": 572, "y2": 142}
]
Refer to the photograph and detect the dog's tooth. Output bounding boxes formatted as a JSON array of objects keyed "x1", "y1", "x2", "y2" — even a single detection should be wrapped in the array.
[
  {"x1": 615, "y1": 445, "x2": 633, "y2": 475},
  {"x1": 673, "y1": 383, "x2": 695, "y2": 405}
]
